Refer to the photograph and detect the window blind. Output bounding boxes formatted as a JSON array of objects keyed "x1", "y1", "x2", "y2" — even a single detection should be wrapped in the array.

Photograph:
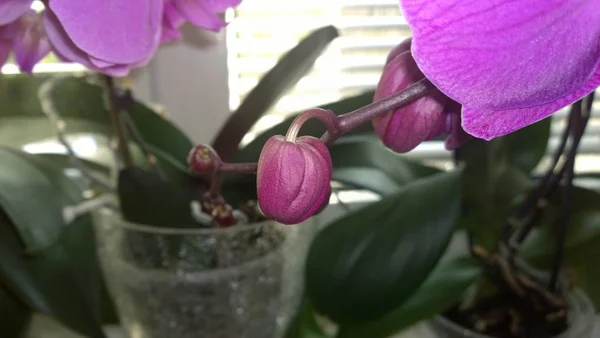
[{"x1": 227, "y1": 0, "x2": 600, "y2": 172}]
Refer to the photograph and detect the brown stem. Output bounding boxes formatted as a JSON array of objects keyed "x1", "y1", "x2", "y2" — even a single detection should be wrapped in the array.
[
  {"x1": 322, "y1": 78, "x2": 435, "y2": 144},
  {"x1": 199, "y1": 78, "x2": 435, "y2": 179},
  {"x1": 549, "y1": 91, "x2": 594, "y2": 292},
  {"x1": 102, "y1": 75, "x2": 133, "y2": 167},
  {"x1": 220, "y1": 162, "x2": 258, "y2": 172},
  {"x1": 285, "y1": 108, "x2": 339, "y2": 142},
  {"x1": 507, "y1": 100, "x2": 582, "y2": 251},
  {"x1": 208, "y1": 164, "x2": 222, "y2": 198}
]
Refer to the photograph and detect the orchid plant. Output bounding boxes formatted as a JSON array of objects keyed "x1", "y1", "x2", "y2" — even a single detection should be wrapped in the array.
[{"x1": 0, "y1": 0, "x2": 599, "y2": 338}]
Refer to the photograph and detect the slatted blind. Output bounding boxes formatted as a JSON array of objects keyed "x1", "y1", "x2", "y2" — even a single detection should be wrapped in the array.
[{"x1": 227, "y1": 0, "x2": 600, "y2": 172}]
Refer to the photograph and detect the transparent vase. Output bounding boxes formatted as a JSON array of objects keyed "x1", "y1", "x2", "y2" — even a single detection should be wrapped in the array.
[
  {"x1": 429, "y1": 289, "x2": 596, "y2": 338},
  {"x1": 93, "y1": 208, "x2": 317, "y2": 338}
]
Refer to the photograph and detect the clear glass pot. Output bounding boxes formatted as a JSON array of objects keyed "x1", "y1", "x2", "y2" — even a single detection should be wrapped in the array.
[
  {"x1": 429, "y1": 289, "x2": 596, "y2": 338},
  {"x1": 93, "y1": 208, "x2": 317, "y2": 338}
]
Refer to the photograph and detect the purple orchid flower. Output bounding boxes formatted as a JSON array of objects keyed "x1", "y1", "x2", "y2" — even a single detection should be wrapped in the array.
[
  {"x1": 0, "y1": 9, "x2": 50, "y2": 73},
  {"x1": 167, "y1": 0, "x2": 242, "y2": 33},
  {"x1": 0, "y1": 0, "x2": 31, "y2": 25},
  {"x1": 44, "y1": 0, "x2": 164, "y2": 76},
  {"x1": 0, "y1": 0, "x2": 242, "y2": 75},
  {"x1": 399, "y1": 0, "x2": 600, "y2": 140}
]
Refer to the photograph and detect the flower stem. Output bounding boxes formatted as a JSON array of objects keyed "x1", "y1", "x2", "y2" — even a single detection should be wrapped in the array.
[
  {"x1": 208, "y1": 165, "x2": 222, "y2": 198},
  {"x1": 549, "y1": 92, "x2": 594, "y2": 292},
  {"x1": 202, "y1": 78, "x2": 434, "y2": 179},
  {"x1": 285, "y1": 108, "x2": 339, "y2": 142},
  {"x1": 102, "y1": 75, "x2": 133, "y2": 167},
  {"x1": 220, "y1": 162, "x2": 258, "y2": 172},
  {"x1": 322, "y1": 78, "x2": 435, "y2": 144},
  {"x1": 507, "y1": 100, "x2": 582, "y2": 251}
]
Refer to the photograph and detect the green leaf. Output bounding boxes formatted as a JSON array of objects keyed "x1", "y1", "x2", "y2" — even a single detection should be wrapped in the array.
[
  {"x1": 31, "y1": 153, "x2": 117, "y2": 323},
  {"x1": 0, "y1": 149, "x2": 108, "y2": 337},
  {"x1": 0, "y1": 284, "x2": 32, "y2": 337},
  {"x1": 520, "y1": 186, "x2": 600, "y2": 261},
  {"x1": 285, "y1": 299, "x2": 328, "y2": 338},
  {"x1": 234, "y1": 91, "x2": 375, "y2": 163},
  {"x1": 0, "y1": 116, "x2": 112, "y2": 148},
  {"x1": 458, "y1": 138, "x2": 534, "y2": 250},
  {"x1": 305, "y1": 169, "x2": 463, "y2": 324},
  {"x1": 0, "y1": 73, "x2": 47, "y2": 118},
  {"x1": 519, "y1": 186, "x2": 600, "y2": 309},
  {"x1": 118, "y1": 167, "x2": 200, "y2": 228},
  {"x1": 330, "y1": 140, "x2": 441, "y2": 195},
  {"x1": 503, "y1": 117, "x2": 552, "y2": 173},
  {"x1": 221, "y1": 140, "x2": 441, "y2": 207},
  {"x1": 11, "y1": 150, "x2": 117, "y2": 324},
  {"x1": 0, "y1": 147, "x2": 65, "y2": 252},
  {"x1": 49, "y1": 76, "x2": 195, "y2": 165},
  {"x1": 213, "y1": 26, "x2": 339, "y2": 162},
  {"x1": 0, "y1": 75, "x2": 194, "y2": 179},
  {"x1": 337, "y1": 256, "x2": 481, "y2": 338},
  {"x1": 0, "y1": 217, "x2": 105, "y2": 338}
]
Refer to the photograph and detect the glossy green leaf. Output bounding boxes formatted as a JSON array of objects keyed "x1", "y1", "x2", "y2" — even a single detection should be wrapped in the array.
[
  {"x1": 234, "y1": 91, "x2": 375, "y2": 163},
  {"x1": 25, "y1": 153, "x2": 117, "y2": 323},
  {"x1": 519, "y1": 186, "x2": 600, "y2": 308},
  {"x1": 221, "y1": 140, "x2": 441, "y2": 207},
  {"x1": 0, "y1": 147, "x2": 65, "y2": 252},
  {"x1": 520, "y1": 186, "x2": 600, "y2": 260},
  {"x1": 0, "y1": 116, "x2": 112, "y2": 148},
  {"x1": 0, "y1": 75, "x2": 194, "y2": 176},
  {"x1": 305, "y1": 169, "x2": 463, "y2": 324},
  {"x1": 0, "y1": 149, "x2": 107, "y2": 337},
  {"x1": 503, "y1": 116, "x2": 552, "y2": 173},
  {"x1": 330, "y1": 140, "x2": 441, "y2": 195},
  {"x1": 118, "y1": 167, "x2": 200, "y2": 228},
  {"x1": 0, "y1": 284, "x2": 32, "y2": 337},
  {"x1": 285, "y1": 299, "x2": 328, "y2": 338},
  {"x1": 49, "y1": 76, "x2": 195, "y2": 164},
  {"x1": 338, "y1": 256, "x2": 481, "y2": 338},
  {"x1": 0, "y1": 73, "x2": 47, "y2": 118},
  {"x1": 213, "y1": 26, "x2": 339, "y2": 161},
  {"x1": 0, "y1": 218, "x2": 105, "y2": 338},
  {"x1": 8, "y1": 150, "x2": 117, "y2": 324}
]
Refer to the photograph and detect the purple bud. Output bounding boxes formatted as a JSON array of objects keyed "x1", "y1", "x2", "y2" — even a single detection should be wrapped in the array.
[
  {"x1": 372, "y1": 51, "x2": 447, "y2": 153},
  {"x1": 443, "y1": 101, "x2": 473, "y2": 150},
  {"x1": 187, "y1": 144, "x2": 221, "y2": 174},
  {"x1": 257, "y1": 135, "x2": 332, "y2": 225},
  {"x1": 385, "y1": 38, "x2": 412, "y2": 65}
]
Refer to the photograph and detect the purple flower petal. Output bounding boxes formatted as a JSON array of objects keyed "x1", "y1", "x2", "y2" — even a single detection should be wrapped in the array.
[
  {"x1": 0, "y1": 0, "x2": 31, "y2": 25},
  {"x1": 42, "y1": 10, "x2": 95, "y2": 68},
  {"x1": 13, "y1": 11, "x2": 50, "y2": 73},
  {"x1": 462, "y1": 63, "x2": 600, "y2": 139},
  {"x1": 173, "y1": 0, "x2": 228, "y2": 31},
  {"x1": 202, "y1": 0, "x2": 242, "y2": 13},
  {"x1": 48, "y1": 0, "x2": 163, "y2": 63},
  {"x1": 161, "y1": 2, "x2": 184, "y2": 43},
  {"x1": 400, "y1": 0, "x2": 600, "y2": 137},
  {"x1": 43, "y1": 10, "x2": 136, "y2": 76},
  {"x1": 0, "y1": 40, "x2": 10, "y2": 67}
]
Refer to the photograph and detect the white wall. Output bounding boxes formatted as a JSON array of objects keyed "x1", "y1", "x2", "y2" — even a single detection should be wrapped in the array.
[{"x1": 131, "y1": 24, "x2": 231, "y2": 145}]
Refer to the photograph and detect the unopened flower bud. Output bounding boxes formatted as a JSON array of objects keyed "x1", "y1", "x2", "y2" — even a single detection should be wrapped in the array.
[
  {"x1": 257, "y1": 135, "x2": 332, "y2": 225},
  {"x1": 372, "y1": 51, "x2": 447, "y2": 153},
  {"x1": 386, "y1": 38, "x2": 412, "y2": 65},
  {"x1": 187, "y1": 144, "x2": 221, "y2": 174}
]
